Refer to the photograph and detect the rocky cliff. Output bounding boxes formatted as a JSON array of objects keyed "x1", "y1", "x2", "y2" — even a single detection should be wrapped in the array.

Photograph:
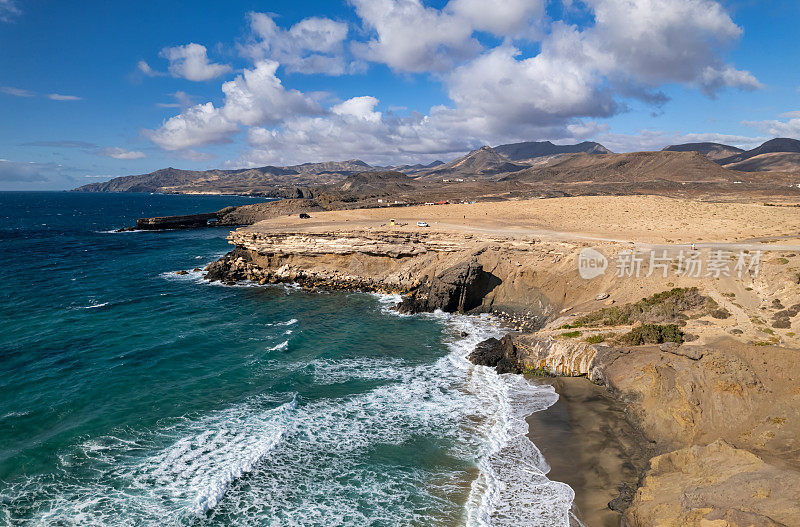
[{"x1": 204, "y1": 226, "x2": 555, "y2": 321}]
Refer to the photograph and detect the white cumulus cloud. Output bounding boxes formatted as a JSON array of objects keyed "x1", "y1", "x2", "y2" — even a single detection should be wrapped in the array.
[
  {"x1": 144, "y1": 102, "x2": 238, "y2": 150},
  {"x1": 447, "y1": 0, "x2": 546, "y2": 37},
  {"x1": 144, "y1": 0, "x2": 766, "y2": 165},
  {"x1": 144, "y1": 61, "x2": 321, "y2": 150},
  {"x1": 742, "y1": 117, "x2": 800, "y2": 139},
  {"x1": 244, "y1": 12, "x2": 358, "y2": 75},
  {"x1": 159, "y1": 43, "x2": 232, "y2": 81},
  {"x1": 350, "y1": 0, "x2": 481, "y2": 73}
]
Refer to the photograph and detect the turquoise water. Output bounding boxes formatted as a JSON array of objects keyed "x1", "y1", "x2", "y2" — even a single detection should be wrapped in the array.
[{"x1": 0, "y1": 192, "x2": 572, "y2": 526}]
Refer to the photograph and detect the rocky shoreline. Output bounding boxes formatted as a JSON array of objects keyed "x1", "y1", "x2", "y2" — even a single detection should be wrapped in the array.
[{"x1": 198, "y1": 205, "x2": 800, "y2": 526}]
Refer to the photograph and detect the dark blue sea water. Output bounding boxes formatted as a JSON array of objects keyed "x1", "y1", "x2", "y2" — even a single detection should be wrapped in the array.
[{"x1": 0, "y1": 192, "x2": 572, "y2": 526}]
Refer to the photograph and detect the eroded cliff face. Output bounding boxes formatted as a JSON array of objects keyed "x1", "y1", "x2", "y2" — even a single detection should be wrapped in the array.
[{"x1": 206, "y1": 227, "x2": 568, "y2": 322}]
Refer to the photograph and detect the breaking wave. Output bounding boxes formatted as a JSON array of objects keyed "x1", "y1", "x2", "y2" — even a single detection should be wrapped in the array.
[{"x1": 1, "y1": 308, "x2": 572, "y2": 526}]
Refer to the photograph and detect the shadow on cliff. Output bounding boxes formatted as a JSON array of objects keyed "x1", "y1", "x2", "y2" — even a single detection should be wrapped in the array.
[{"x1": 396, "y1": 259, "x2": 502, "y2": 314}]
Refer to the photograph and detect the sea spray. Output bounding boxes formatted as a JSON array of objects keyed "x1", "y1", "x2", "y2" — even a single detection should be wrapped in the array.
[{"x1": 436, "y1": 313, "x2": 574, "y2": 526}]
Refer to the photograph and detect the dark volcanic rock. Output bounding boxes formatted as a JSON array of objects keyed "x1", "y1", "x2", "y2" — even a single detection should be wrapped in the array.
[
  {"x1": 136, "y1": 212, "x2": 219, "y2": 230},
  {"x1": 608, "y1": 482, "x2": 638, "y2": 512},
  {"x1": 203, "y1": 248, "x2": 253, "y2": 282},
  {"x1": 396, "y1": 259, "x2": 500, "y2": 314},
  {"x1": 468, "y1": 335, "x2": 521, "y2": 374}
]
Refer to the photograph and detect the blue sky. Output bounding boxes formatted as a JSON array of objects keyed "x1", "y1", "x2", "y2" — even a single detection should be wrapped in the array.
[{"x1": 1, "y1": 0, "x2": 798, "y2": 190}]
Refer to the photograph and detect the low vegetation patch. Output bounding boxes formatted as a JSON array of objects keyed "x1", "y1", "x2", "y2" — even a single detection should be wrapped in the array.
[
  {"x1": 584, "y1": 334, "x2": 606, "y2": 344},
  {"x1": 522, "y1": 365, "x2": 554, "y2": 377},
  {"x1": 709, "y1": 307, "x2": 732, "y2": 319},
  {"x1": 572, "y1": 287, "x2": 720, "y2": 327},
  {"x1": 754, "y1": 339, "x2": 778, "y2": 346},
  {"x1": 616, "y1": 324, "x2": 684, "y2": 345},
  {"x1": 558, "y1": 330, "x2": 582, "y2": 339}
]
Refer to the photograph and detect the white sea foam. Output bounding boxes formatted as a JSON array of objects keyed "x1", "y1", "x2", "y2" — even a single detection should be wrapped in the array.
[
  {"x1": 267, "y1": 340, "x2": 289, "y2": 352},
  {"x1": 96, "y1": 228, "x2": 146, "y2": 234},
  {"x1": 267, "y1": 318, "x2": 298, "y2": 327},
  {"x1": 300, "y1": 357, "x2": 410, "y2": 384},
  {"x1": 368, "y1": 291, "x2": 406, "y2": 315},
  {"x1": 413, "y1": 312, "x2": 573, "y2": 526},
  {"x1": 0, "y1": 410, "x2": 31, "y2": 420},
  {"x1": 75, "y1": 301, "x2": 110, "y2": 310},
  {"x1": 158, "y1": 268, "x2": 205, "y2": 284},
  {"x1": 2, "y1": 394, "x2": 297, "y2": 524},
  {"x1": 2, "y1": 303, "x2": 571, "y2": 525}
]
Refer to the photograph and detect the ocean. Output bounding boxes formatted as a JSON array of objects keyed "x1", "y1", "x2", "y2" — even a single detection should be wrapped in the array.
[{"x1": 0, "y1": 192, "x2": 573, "y2": 526}]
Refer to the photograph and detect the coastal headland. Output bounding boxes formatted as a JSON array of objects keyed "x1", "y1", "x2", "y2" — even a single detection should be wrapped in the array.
[{"x1": 201, "y1": 195, "x2": 800, "y2": 526}]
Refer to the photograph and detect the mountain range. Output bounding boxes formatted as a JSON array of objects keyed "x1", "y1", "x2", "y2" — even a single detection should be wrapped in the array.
[{"x1": 74, "y1": 137, "x2": 800, "y2": 197}]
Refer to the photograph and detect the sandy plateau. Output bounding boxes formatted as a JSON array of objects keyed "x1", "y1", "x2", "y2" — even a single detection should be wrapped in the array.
[{"x1": 205, "y1": 195, "x2": 800, "y2": 527}]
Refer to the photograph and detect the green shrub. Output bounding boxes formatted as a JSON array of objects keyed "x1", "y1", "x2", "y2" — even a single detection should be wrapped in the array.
[
  {"x1": 585, "y1": 334, "x2": 606, "y2": 344},
  {"x1": 523, "y1": 366, "x2": 553, "y2": 377},
  {"x1": 710, "y1": 308, "x2": 732, "y2": 319},
  {"x1": 574, "y1": 287, "x2": 709, "y2": 327},
  {"x1": 559, "y1": 330, "x2": 582, "y2": 339},
  {"x1": 775, "y1": 257, "x2": 789, "y2": 264},
  {"x1": 616, "y1": 324, "x2": 684, "y2": 345}
]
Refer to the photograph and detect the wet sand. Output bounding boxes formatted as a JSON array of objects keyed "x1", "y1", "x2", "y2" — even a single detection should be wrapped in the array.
[{"x1": 526, "y1": 377, "x2": 653, "y2": 527}]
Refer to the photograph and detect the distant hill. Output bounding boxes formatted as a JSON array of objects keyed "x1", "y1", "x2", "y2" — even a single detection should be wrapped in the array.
[
  {"x1": 75, "y1": 160, "x2": 381, "y2": 195},
  {"x1": 417, "y1": 146, "x2": 530, "y2": 180},
  {"x1": 292, "y1": 159, "x2": 374, "y2": 174},
  {"x1": 662, "y1": 142, "x2": 744, "y2": 161},
  {"x1": 722, "y1": 152, "x2": 800, "y2": 173},
  {"x1": 505, "y1": 151, "x2": 745, "y2": 184},
  {"x1": 390, "y1": 160, "x2": 444, "y2": 175},
  {"x1": 494, "y1": 140, "x2": 612, "y2": 162},
  {"x1": 330, "y1": 171, "x2": 418, "y2": 196},
  {"x1": 717, "y1": 138, "x2": 800, "y2": 168}
]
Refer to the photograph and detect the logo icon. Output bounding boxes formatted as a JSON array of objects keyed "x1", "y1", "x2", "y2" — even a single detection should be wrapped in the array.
[{"x1": 578, "y1": 248, "x2": 607, "y2": 279}]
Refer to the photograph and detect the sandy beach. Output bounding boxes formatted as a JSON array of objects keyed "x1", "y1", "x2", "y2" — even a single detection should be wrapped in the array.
[{"x1": 526, "y1": 377, "x2": 653, "y2": 527}]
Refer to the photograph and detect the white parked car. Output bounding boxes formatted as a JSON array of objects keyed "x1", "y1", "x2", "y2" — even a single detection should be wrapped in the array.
[{"x1": 417, "y1": 221, "x2": 429, "y2": 227}]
